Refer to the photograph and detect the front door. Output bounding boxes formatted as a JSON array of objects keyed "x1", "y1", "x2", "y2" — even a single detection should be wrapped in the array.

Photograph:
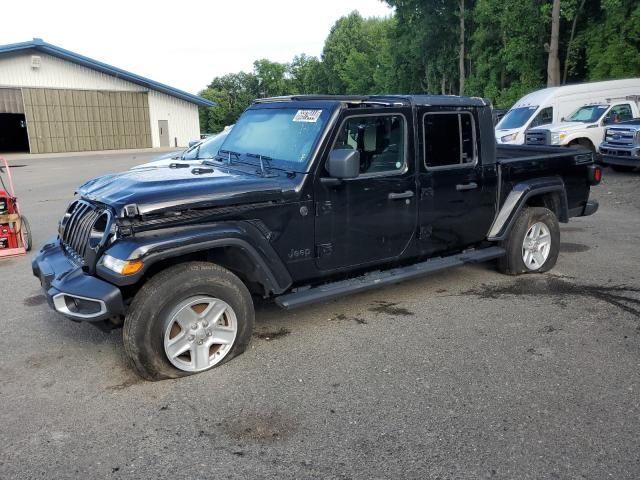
[
  {"x1": 158, "y1": 120, "x2": 170, "y2": 147},
  {"x1": 417, "y1": 109, "x2": 496, "y2": 255},
  {"x1": 314, "y1": 109, "x2": 417, "y2": 271}
]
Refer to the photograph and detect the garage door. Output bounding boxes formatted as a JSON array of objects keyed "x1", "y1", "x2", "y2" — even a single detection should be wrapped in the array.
[{"x1": 22, "y1": 88, "x2": 152, "y2": 154}]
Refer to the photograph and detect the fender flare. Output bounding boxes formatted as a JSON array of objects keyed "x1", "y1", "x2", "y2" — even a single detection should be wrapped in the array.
[
  {"x1": 487, "y1": 176, "x2": 568, "y2": 241},
  {"x1": 97, "y1": 221, "x2": 292, "y2": 295}
]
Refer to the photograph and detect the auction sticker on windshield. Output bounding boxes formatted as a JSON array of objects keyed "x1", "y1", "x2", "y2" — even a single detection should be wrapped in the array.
[{"x1": 293, "y1": 110, "x2": 322, "y2": 122}]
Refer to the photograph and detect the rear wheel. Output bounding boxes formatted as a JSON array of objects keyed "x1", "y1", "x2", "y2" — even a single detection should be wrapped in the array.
[
  {"x1": 498, "y1": 207, "x2": 560, "y2": 275},
  {"x1": 123, "y1": 262, "x2": 254, "y2": 380}
]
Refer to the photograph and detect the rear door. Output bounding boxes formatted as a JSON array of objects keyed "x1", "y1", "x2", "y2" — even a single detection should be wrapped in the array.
[
  {"x1": 417, "y1": 109, "x2": 497, "y2": 255},
  {"x1": 314, "y1": 108, "x2": 417, "y2": 271}
]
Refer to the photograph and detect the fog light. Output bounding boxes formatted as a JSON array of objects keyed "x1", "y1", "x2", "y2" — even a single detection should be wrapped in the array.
[{"x1": 101, "y1": 254, "x2": 144, "y2": 275}]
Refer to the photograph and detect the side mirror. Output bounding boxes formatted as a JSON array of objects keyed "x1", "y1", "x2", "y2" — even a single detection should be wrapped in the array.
[
  {"x1": 560, "y1": 117, "x2": 565, "y2": 122},
  {"x1": 327, "y1": 149, "x2": 360, "y2": 179},
  {"x1": 188, "y1": 140, "x2": 200, "y2": 148}
]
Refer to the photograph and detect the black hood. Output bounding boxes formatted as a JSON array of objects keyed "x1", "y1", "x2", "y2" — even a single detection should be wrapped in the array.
[{"x1": 78, "y1": 165, "x2": 301, "y2": 215}]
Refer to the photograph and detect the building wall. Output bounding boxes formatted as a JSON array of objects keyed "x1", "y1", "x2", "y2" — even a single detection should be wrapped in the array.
[
  {"x1": 148, "y1": 91, "x2": 200, "y2": 148},
  {"x1": 0, "y1": 52, "x2": 201, "y2": 151},
  {"x1": 0, "y1": 52, "x2": 143, "y2": 92}
]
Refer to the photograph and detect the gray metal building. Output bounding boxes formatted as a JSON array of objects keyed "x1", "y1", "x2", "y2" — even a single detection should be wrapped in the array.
[{"x1": 0, "y1": 38, "x2": 214, "y2": 154}]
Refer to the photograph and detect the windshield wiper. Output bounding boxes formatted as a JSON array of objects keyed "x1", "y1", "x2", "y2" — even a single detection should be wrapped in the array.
[
  {"x1": 246, "y1": 153, "x2": 275, "y2": 177},
  {"x1": 217, "y1": 149, "x2": 242, "y2": 166}
]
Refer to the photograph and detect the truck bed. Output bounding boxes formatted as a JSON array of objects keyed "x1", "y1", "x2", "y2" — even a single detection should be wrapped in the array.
[{"x1": 496, "y1": 144, "x2": 589, "y2": 164}]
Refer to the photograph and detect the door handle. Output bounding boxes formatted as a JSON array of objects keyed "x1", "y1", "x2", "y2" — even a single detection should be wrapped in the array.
[
  {"x1": 388, "y1": 190, "x2": 415, "y2": 200},
  {"x1": 456, "y1": 182, "x2": 478, "y2": 191}
]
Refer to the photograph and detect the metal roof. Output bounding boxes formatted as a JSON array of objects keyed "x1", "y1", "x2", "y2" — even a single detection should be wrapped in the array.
[{"x1": 0, "y1": 38, "x2": 215, "y2": 107}]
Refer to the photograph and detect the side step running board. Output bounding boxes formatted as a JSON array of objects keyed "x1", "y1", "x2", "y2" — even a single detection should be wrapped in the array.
[{"x1": 275, "y1": 246, "x2": 506, "y2": 310}]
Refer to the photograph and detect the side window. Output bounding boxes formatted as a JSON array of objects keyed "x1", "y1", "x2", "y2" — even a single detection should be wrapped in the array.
[
  {"x1": 331, "y1": 114, "x2": 405, "y2": 175},
  {"x1": 530, "y1": 106, "x2": 553, "y2": 128},
  {"x1": 607, "y1": 104, "x2": 633, "y2": 123},
  {"x1": 424, "y1": 112, "x2": 476, "y2": 168}
]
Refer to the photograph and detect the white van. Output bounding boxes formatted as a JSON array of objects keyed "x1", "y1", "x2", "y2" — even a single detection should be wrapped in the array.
[{"x1": 495, "y1": 78, "x2": 640, "y2": 145}]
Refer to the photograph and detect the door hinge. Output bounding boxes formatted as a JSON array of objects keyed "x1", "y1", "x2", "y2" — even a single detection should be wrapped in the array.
[{"x1": 316, "y1": 243, "x2": 333, "y2": 258}]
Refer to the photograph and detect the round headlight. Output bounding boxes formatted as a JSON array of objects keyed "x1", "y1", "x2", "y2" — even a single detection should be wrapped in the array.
[{"x1": 88, "y1": 211, "x2": 113, "y2": 250}]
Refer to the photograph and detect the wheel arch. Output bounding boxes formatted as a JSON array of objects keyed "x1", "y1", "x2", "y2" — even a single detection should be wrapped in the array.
[
  {"x1": 487, "y1": 177, "x2": 568, "y2": 241},
  {"x1": 98, "y1": 221, "x2": 293, "y2": 297},
  {"x1": 568, "y1": 137, "x2": 596, "y2": 152}
]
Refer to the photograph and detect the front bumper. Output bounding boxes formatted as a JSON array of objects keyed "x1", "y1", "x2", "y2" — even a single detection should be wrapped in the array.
[
  {"x1": 600, "y1": 146, "x2": 640, "y2": 167},
  {"x1": 32, "y1": 237, "x2": 124, "y2": 322}
]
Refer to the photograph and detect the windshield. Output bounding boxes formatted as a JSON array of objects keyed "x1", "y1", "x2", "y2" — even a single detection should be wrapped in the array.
[
  {"x1": 179, "y1": 131, "x2": 228, "y2": 160},
  {"x1": 218, "y1": 107, "x2": 330, "y2": 171},
  {"x1": 566, "y1": 105, "x2": 608, "y2": 123},
  {"x1": 496, "y1": 106, "x2": 538, "y2": 130}
]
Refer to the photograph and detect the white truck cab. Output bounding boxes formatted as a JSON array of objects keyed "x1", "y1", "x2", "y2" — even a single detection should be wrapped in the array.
[
  {"x1": 525, "y1": 99, "x2": 640, "y2": 151},
  {"x1": 495, "y1": 78, "x2": 640, "y2": 145}
]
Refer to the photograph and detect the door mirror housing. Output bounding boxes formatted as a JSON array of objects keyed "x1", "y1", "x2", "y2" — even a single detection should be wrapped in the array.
[{"x1": 327, "y1": 149, "x2": 360, "y2": 179}]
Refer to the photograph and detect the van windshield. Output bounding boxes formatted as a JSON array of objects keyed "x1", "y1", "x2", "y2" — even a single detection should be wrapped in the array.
[
  {"x1": 566, "y1": 105, "x2": 608, "y2": 123},
  {"x1": 496, "y1": 106, "x2": 538, "y2": 130}
]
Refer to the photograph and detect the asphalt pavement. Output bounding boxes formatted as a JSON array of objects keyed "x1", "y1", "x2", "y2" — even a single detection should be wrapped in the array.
[{"x1": 0, "y1": 153, "x2": 638, "y2": 479}]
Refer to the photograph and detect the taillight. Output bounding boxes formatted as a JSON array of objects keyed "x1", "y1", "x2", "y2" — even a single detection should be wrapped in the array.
[{"x1": 588, "y1": 165, "x2": 602, "y2": 185}]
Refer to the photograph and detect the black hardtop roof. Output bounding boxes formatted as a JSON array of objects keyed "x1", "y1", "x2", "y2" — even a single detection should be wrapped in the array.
[{"x1": 254, "y1": 94, "x2": 489, "y2": 108}]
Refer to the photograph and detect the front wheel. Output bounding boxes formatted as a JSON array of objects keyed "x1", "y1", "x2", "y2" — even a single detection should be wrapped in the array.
[
  {"x1": 498, "y1": 207, "x2": 560, "y2": 275},
  {"x1": 123, "y1": 262, "x2": 254, "y2": 380}
]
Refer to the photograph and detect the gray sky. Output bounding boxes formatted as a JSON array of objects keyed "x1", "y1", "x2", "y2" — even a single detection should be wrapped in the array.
[{"x1": 1, "y1": 0, "x2": 393, "y2": 95}]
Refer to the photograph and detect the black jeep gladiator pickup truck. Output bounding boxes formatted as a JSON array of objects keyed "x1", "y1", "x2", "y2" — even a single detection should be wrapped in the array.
[{"x1": 33, "y1": 95, "x2": 601, "y2": 380}]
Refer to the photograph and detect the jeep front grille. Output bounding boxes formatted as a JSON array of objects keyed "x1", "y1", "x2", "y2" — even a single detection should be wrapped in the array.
[{"x1": 60, "y1": 200, "x2": 103, "y2": 264}]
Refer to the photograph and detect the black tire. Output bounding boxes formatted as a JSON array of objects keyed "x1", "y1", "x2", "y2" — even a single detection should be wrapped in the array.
[
  {"x1": 20, "y1": 216, "x2": 32, "y2": 251},
  {"x1": 123, "y1": 262, "x2": 254, "y2": 381},
  {"x1": 611, "y1": 165, "x2": 636, "y2": 173},
  {"x1": 498, "y1": 207, "x2": 560, "y2": 275}
]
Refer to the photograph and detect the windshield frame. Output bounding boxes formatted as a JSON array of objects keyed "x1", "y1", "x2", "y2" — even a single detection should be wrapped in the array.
[
  {"x1": 496, "y1": 106, "x2": 539, "y2": 130},
  {"x1": 217, "y1": 102, "x2": 340, "y2": 173}
]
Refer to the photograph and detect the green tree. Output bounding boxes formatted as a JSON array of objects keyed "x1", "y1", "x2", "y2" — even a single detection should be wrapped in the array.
[
  {"x1": 288, "y1": 54, "x2": 325, "y2": 94},
  {"x1": 253, "y1": 59, "x2": 290, "y2": 97},
  {"x1": 198, "y1": 72, "x2": 259, "y2": 133},
  {"x1": 321, "y1": 11, "x2": 393, "y2": 94},
  {"x1": 466, "y1": 0, "x2": 548, "y2": 107},
  {"x1": 585, "y1": 0, "x2": 640, "y2": 79}
]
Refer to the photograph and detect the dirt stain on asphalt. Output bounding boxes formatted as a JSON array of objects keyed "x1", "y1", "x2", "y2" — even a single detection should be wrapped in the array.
[
  {"x1": 25, "y1": 352, "x2": 64, "y2": 369},
  {"x1": 560, "y1": 242, "x2": 590, "y2": 253},
  {"x1": 330, "y1": 313, "x2": 368, "y2": 325},
  {"x1": 106, "y1": 375, "x2": 143, "y2": 391},
  {"x1": 369, "y1": 300, "x2": 414, "y2": 316},
  {"x1": 23, "y1": 294, "x2": 46, "y2": 307},
  {"x1": 219, "y1": 413, "x2": 296, "y2": 443},
  {"x1": 462, "y1": 276, "x2": 640, "y2": 318},
  {"x1": 254, "y1": 327, "x2": 290, "y2": 340}
]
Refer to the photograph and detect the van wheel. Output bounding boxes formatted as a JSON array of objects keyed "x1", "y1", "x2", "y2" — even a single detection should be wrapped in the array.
[
  {"x1": 498, "y1": 207, "x2": 560, "y2": 275},
  {"x1": 123, "y1": 262, "x2": 254, "y2": 381}
]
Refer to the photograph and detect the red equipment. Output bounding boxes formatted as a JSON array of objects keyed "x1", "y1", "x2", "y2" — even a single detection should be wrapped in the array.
[{"x1": 0, "y1": 157, "x2": 31, "y2": 258}]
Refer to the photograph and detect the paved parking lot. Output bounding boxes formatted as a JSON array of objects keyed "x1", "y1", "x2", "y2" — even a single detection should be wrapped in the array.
[{"x1": 1, "y1": 152, "x2": 639, "y2": 479}]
